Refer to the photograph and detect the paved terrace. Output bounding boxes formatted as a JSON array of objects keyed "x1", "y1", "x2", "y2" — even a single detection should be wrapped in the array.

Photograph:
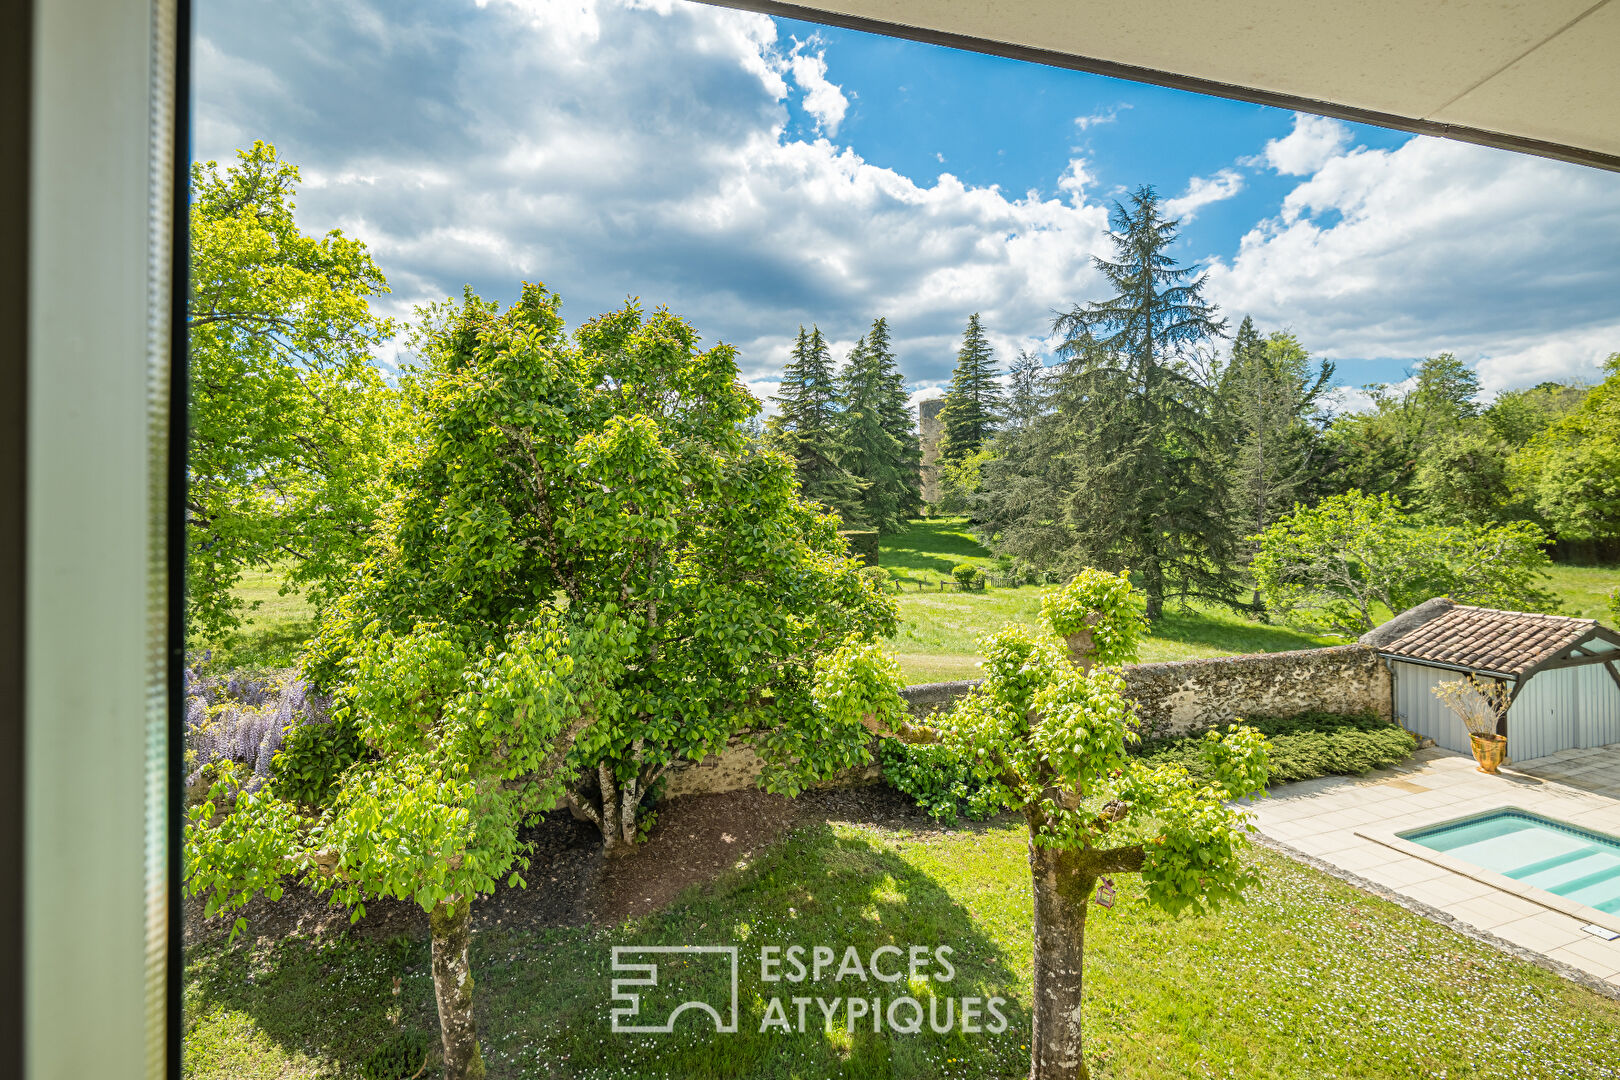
[{"x1": 1240, "y1": 744, "x2": 1620, "y2": 991}]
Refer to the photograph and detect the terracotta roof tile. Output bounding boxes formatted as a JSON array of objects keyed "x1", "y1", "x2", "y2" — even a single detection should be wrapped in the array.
[{"x1": 1378, "y1": 605, "x2": 1596, "y2": 675}]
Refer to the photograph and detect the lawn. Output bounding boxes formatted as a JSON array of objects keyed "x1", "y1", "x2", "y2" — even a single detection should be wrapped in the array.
[
  {"x1": 184, "y1": 814, "x2": 1620, "y2": 1079},
  {"x1": 880, "y1": 519, "x2": 1338, "y2": 683}
]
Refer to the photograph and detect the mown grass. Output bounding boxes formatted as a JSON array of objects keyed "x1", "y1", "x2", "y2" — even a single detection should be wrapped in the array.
[
  {"x1": 196, "y1": 567, "x2": 317, "y2": 672},
  {"x1": 880, "y1": 519, "x2": 1337, "y2": 683},
  {"x1": 1544, "y1": 562, "x2": 1620, "y2": 620},
  {"x1": 184, "y1": 818, "x2": 1620, "y2": 1080}
]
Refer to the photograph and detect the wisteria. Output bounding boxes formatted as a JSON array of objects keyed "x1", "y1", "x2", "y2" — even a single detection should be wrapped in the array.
[{"x1": 184, "y1": 662, "x2": 330, "y2": 793}]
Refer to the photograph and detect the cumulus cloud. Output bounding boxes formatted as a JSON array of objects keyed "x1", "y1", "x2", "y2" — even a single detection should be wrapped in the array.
[
  {"x1": 1258, "y1": 112, "x2": 1352, "y2": 175},
  {"x1": 786, "y1": 46, "x2": 848, "y2": 135},
  {"x1": 194, "y1": 0, "x2": 1109, "y2": 388},
  {"x1": 1207, "y1": 132, "x2": 1620, "y2": 392},
  {"x1": 1163, "y1": 169, "x2": 1244, "y2": 223}
]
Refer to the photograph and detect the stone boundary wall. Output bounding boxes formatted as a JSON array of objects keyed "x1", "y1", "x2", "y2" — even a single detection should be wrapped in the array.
[{"x1": 659, "y1": 645, "x2": 1392, "y2": 797}]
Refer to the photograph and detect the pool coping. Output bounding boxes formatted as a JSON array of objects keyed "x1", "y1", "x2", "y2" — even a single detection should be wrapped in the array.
[{"x1": 1355, "y1": 805, "x2": 1620, "y2": 937}]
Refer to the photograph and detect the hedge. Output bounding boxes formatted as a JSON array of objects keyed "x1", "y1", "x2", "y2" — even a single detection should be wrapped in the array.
[{"x1": 839, "y1": 529, "x2": 880, "y2": 566}]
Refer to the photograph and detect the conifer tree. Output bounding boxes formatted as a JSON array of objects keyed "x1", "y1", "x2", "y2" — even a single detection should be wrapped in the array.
[
  {"x1": 867, "y1": 317, "x2": 924, "y2": 520},
  {"x1": 839, "y1": 330, "x2": 914, "y2": 534},
  {"x1": 767, "y1": 326, "x2": 866, "y2": 524},
  {"x1": 938, "y1": 313, "x2": 1003, "y2": 462},
  {"x1": 1049, "y1": 186, "x2": 1237, "y2": 618}
]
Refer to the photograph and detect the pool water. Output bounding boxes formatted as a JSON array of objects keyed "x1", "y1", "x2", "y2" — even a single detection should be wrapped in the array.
[{"x1": 1402, "y1": 810, "x2": 1620, "y2": 915}]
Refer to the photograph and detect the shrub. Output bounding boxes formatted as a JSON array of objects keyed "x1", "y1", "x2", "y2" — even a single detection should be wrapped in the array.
[
  {"x1": 183, "y1": 665, "x2": 331, "y2": 798},
  {"x1": 878, "y1": 737, "x2": 1003, "y2": 824},
  {"x1": 1138, "y1": 711, "x2": 1415, "y2": 786},
  {"x1": 951, "y1": 563, "x2": 985, "y2": 589},
  {"x1": 839, "y1": 529, "x2": 880, "y2": 566},
  {"x1": 858, "y1": 564, "x2": 896, "y2": 594}
]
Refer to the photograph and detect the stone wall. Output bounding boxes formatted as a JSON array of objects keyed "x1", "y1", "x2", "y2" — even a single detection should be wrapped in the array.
[{"x1": 656, "y1": 644, "x2": 1392, "y2": 797}]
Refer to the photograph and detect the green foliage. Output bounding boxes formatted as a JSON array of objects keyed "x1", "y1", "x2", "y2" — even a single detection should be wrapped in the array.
[
  {"x1": 360, "y1": 1029, "x2": 435, "y2": 1080},
  {"x1": 878, "y1": 737, "x2": 1003, "y2": 823},
  {"x1": 1414, "y1": 426, "x2": 1515, "y2": 525},
  {"x1": 938, "y1": 313, "x2": 1003, "y2": 462},
  {"x1": 188, "y1": 142, "x2": 398, "y2": 644},
  {"x1": 1251, "y1": 490, "x2": 1557, "y2": 635},
  {"x1": 839, "y1": 529, "x2": 880, "y2": 565},
  {"x1": 857, "y1": 565, "x2": 895, "y2": 594},
  {"x1": 951, "y1": 562, "x2": 981, "y2": 587},
  {"x1": 1019, "y1": 186, "x2": 1238, "y2": 617},
  {"x1": 837, "y1": 318, "x2": 922, "y2": 532},
  {"x1": 767, "y1": 325, "x2": 866, "y2": 524},
  {"x1": 892, "y1": 575, "x2": 1268, "y2": 917},
  {"x1": 1039, "y1": 567, "x2": 1149, "y2": 667},
  {"x1": 1138, "y1": 712, "x2": 1416, "y2": 786},
  {"x1": 1513, "y1": 355, "x2": 1620, "y2": 542}
]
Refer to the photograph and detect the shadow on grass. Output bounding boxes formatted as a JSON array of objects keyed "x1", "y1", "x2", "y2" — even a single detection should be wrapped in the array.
[
  {"x1": 1146, "y1": 607, "x2": 1332, "y2": 656},
  {"x1": 879, "y1": 519, "x2": 994, "y2": 580},
  {"x1": 185, "y1": 823, "x2": 1031, "y2": 1080},
  {"x1": 198, "y1": 618, "x2": 319, "y2": 673}
]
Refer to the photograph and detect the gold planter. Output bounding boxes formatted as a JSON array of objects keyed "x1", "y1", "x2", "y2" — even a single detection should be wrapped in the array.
[{"x1": 1469, "y1": 733, "x2": 1508, "y2": 774}]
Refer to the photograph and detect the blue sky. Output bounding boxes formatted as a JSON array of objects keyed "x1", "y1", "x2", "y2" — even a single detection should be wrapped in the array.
[{"x1": 194, "y1": 0, "x2": 1620, "y2": 410}]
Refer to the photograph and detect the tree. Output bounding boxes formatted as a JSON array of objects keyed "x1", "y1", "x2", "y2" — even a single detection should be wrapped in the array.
[
  {"x1": 189, "y1": 286, "x2": 898, "y2": 1077},
  {"x1": 868, "y1": 316, "x2": 925, "y2": 519},
  {"x1": 938, "y1": 313, "x2": 1003, "y2": 461},
  {"x1": 837, "y1": 570, "x2": 1269, "y2": 1080},
  {"x1": 1048, "y1": 187, "x2": 1237, "y2": 617},
  {"x1": 1413, "y1": 426, "x2": 1514, "y2": 525},
  {"x1": 314, "y1": 287, "x2": 896, "y2": 853},
  {"x1": 188, "y1": 141, "x2": 398, "y2": 644},
  {"x1": 838, "y1": 321, "x2": 920, "y2": 533},
  {"x1": 1219, "y1": 324, "x2": 1333, "y2": 543},
  {"x1": 768, "y1": 325, "x2": 867, "y2": 523},
  {"x1": 1250, "y1": 490, "x2": 1557, "y2": 635},
  {"x1": 1512, "y1": 355, "x2": 1620, "y2": 543},
  {"x1": 975, "y1": 351, "x2": 1066, "y2": 559}
]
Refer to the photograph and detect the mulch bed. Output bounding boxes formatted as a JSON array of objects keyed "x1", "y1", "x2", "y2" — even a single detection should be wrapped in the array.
[{"x1": 184, "y1": 782, "x2": 956, "y2": 949}]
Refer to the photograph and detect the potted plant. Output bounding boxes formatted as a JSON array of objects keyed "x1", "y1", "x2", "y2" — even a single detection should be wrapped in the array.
[{"x1": 1433, "y1": 677, "x2": 1511, "y2": 773}]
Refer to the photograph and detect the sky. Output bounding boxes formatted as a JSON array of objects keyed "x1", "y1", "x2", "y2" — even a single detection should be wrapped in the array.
[{"x1": 193, "y1": 0, "x2": 1620, "y2": 413}]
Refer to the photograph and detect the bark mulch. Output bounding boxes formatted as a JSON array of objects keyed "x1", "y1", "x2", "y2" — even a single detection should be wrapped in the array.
[{"x1": 184, "y1": 781, "x2": 954, "y2": 949}]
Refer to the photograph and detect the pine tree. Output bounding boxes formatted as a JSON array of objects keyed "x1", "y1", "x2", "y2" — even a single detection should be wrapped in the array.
[
  {"x1": 938, "y1": 313, "x2": 1003, "y2": 462},
  {"x1": 767, "y1": 326, "x2": 866, "y2": 524},
  {"x1": 837, "y1": 337, "x2": 904, "y2": 533},
  {"x1": 867, "y1": 317, "x2": 924, "y2": 519},
  {"x1": 1048, "y1": 186, "x2": 1237, "y2": 618}
]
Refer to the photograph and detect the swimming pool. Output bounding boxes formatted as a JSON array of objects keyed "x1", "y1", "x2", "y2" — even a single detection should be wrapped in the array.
[{"x1": 1401, "y1": 810, "x2": 1620, "y2": 916}]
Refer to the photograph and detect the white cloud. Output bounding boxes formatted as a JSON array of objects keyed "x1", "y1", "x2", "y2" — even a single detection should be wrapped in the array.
[
  {"x1": 194, "y1": 0, "x2": 1112, "y2": 392},
  {"x1": 1207, "y1": 132, "x2": 1620, "y2": 392},
  {"x1": 786, "y1": 47, "x2": 848, "y2": 135},
  {"x1": 1163, "y1": 168, "x2": 1244, "y2": 223},
  {"x1": 1056, "y1": 158, "x2": 1093, "y2": 205},
  {"x1": 1260, "y1": 112, "x2": 1352, "y2": 176},
  {"x1": 1074, "y1": 103, "x2": 1130, "y2": 131}
]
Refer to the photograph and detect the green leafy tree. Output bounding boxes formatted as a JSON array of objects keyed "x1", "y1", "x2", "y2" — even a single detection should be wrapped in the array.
[
  {"x1": 938, "y1": 312, "x2": 1003, "y2": 462},
  {"x1": 768, "y1": 325, "x2": 867, "y2": 523},
  {"x1": 1319, "y1": 354, "x2": 1482, "y2": 504},
  {"x1": 838, "y1": 322, "x2": 919, "y2": 533},
  {"x1": 188, "y1": 141, "x2": 398, "y2": 643},
  {"x1": 842, "y1": 570, "x2": 1269, "y2": 1080},
  {"x1": 1251, "y1": 490, "x2": 1557, "y2": 635},
  {"x1": 188, "y1": 610, "x2": 634, "y2": 1080},
  {"x1": 190, "y1": 286, "x2": 899, "y2": 1076},
  {"x1": 312, "y1": 288, "x2": 895, "y2": 852},
  {"x1": 1414, "y1": 427, "x2": 1515, "y2": 525},
  {"x1": 1048, "y1": 187, "x2": 1237, "y2": 617},
  {"x1": 1512, "y1": 355, "x2": 1620, "y2": 543},
  {"x1": 975, "y1": 350, "x2": 1066, "y2": 555},
  {"x1": 1483, "y1": 381, "x2": 1587, "y2": 448}
]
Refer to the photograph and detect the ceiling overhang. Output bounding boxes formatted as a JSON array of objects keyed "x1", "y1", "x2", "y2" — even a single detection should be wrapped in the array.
[{"x1": 708, "y1": 0, "x2": 1620, "y2": 172}]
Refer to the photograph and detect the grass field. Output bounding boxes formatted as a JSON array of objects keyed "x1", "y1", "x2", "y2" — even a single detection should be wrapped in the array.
[
  {"x1": 880, "y1": 519, "x2": 1338, "y2": 683},
  {"x1": 184, "y1": 817, "x2": 1620, "y2": 1080}
]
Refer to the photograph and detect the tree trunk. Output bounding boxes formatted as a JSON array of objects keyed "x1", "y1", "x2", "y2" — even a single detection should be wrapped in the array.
[
  {"x1": 568, "y1": 759, "x2": 646, "y2": 856},
  {"x1": 430, "y1": 897, "x2": 485, "y2": 1080},
  {"x1": 1027, "y1": 823, "x2": 1095, "y2": 1080}
]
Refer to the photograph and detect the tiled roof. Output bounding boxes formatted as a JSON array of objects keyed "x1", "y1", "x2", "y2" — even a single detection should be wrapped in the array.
[{"x1": 1378, "y1": 604, "x2": 1598, "y2": 676}]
